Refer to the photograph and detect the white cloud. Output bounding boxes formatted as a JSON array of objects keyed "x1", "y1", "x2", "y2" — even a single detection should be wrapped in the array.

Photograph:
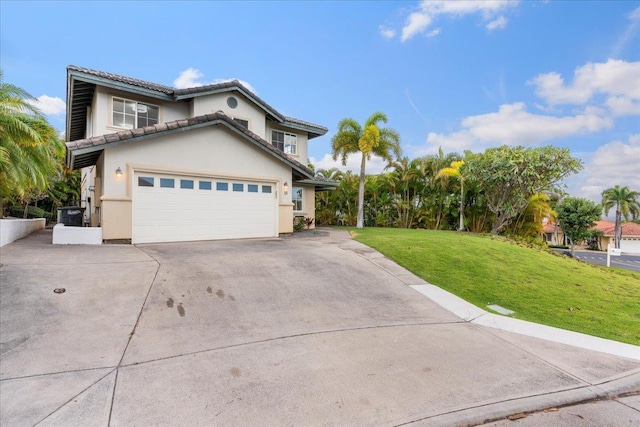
[
  {"x1": 173, "y1": 68, "x2": 258, "y2": 94},
  {"x1": 379, "y1": 25, "x2": 396, "y2": 39},
  {"x1": 426, "y1": 28, "x2": 441, "y2": 38},
  {"x1": 310, "y1": 153, "x2": 390, "y2": 175},
  {"x1": 173, "y1": 68, "x2": 205, "y2": 88},
  {"x1": 611, "y1": 6, "x2": 640, "y2": 58},
  {"x1": 401, "y1": 11, "x2": 433, "y2": 42},
  {"x1": 529, "y1": 59, "x2": 640, "y2": 107},
  {"x1": 400, "y1": 0, "x2": 519, "y2": 41},
  {"x1": 486, "y1": 15, "x2": 507, "y2": 31},
  {"x1": 606, "y1": 96, "x2": 640, "y2": 116},
  {"x1": 568, "y1": 134, "x2": 640, "y2": 202},
  {"x1": 420, "y1": 102, "x2": 613, "y2": 155},
  {"x1": 26, "y1": 95, "x2": 65, "y2": 116}
]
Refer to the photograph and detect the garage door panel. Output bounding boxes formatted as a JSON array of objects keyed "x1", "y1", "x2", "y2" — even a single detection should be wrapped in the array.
[
  {"x1": 620, "y1": 239, "x2": 640, "y2": 254},
  {"x1": 133, "y1": 173, "x2": 277, "y2": 243}
]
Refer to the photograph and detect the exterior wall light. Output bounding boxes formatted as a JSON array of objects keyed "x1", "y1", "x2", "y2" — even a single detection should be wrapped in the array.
[
  {"x1": 115, "y1": 167, "x2": 123, "y2": 176},
  {"x1": 283, "y1": 181, "x2": 289, "y2": 195}
]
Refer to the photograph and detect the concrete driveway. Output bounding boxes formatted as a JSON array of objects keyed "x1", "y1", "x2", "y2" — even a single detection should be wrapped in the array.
[{"x1": 1, "y1": 229, "x2": 639, "y2": 426}]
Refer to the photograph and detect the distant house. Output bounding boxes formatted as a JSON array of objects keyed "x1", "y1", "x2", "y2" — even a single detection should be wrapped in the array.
[
  {"x1": 64, "y1": 66, "x2": 335, "y2": 244},
  {"x1": 542, "y1": 218, "x2": 565, "y2": 246},
  {"x1": 591, "y1": 220, "x2": 640, "y2": 254}
]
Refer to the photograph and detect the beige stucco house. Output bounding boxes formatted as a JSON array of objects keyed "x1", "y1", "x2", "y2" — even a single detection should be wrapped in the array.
[
  {"x1": 592, "y1": 220, "x2": 640, "y2": 254},
  {"x1": 65, "y1": 66, "x2": 334, "y2": 244}
]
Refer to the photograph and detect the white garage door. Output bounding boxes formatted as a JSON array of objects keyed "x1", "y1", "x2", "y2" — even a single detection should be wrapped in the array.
[
  {"x1": 620, "y1": 238, "x2": 640, "y2": 254},
  {"x1": 133, "y1": 172, "x2": 277, "y2": 244}
]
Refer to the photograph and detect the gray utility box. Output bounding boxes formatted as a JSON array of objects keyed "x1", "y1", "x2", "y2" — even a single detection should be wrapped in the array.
[{"x1": 57, "y1": 207, "x2": 85, "y2": 227}]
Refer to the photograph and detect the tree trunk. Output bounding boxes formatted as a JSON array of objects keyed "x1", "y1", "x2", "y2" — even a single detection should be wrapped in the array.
[
  {"x1": 356, "y1": 153, "x2": 366, "y2": 229},
  {"x1": 459, "y1": 180, "x2": 464, "y2": 231},
  {"x1": 615, "y1": 210, "x2": 622, "y2": 248},
  {"x1": 570, "y1": 238, "x2": 575, "y2": 258}
]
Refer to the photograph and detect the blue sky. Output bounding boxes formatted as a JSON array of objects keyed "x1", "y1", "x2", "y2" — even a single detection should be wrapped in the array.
[{"x1": 2, "y1": 0, "x2": 639, "y2": 203}]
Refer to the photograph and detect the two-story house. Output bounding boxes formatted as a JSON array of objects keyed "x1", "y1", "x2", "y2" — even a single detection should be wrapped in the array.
[{"x1": 64, "y1": 66, "x2": 334, "y2": 244}]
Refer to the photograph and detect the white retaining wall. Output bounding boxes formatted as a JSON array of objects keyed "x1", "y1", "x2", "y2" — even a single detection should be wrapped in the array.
[
  {"x1": 0, "y1": 218, "x2": 46, "y2": 247},
  {"x1": 52, "y1": 224, "x2": 102, "y2": 245}
]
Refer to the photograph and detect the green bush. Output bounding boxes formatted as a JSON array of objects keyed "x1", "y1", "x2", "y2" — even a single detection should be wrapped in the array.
[
  {"x1": 9, "y1": 206, "x2": 54, "y2": 222},
  {"x1": 293, "y1": 216, "x2": 306, "y2": 232}
]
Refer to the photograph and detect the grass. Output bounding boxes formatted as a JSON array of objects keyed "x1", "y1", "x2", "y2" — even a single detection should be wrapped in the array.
[{"x1": 349, "y1": 227, "x2": 640, "y2": 345}]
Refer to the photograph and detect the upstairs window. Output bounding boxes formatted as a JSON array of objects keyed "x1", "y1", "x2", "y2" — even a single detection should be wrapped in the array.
[
  {"x1": 271, "y1": 130, "x2": 297, "y2": 155},
  {"x1": 112, "y1": 97, "x2": 159, "y2": 129}
]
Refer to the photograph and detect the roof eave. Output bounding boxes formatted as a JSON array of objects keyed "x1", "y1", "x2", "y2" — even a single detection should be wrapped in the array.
[
  {"x1": 282, "y1": 121, "x2": 328, "y2": 139},
  {"x1": 295, "y1": 178, "x2": 338, "y2": 190},
  {"x1": 68, "y1": 69, "x2": 175, "y2": 102}
]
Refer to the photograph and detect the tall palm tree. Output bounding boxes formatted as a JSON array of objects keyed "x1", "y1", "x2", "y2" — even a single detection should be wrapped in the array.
[
  {"x1": 601, "y1": 185, "x2": 640, "y2": 248},
  {"x1": 436, "y1": 160, "x2": 465, "y2": 231},
  {"x1": 331, "y1": 112, "x2": 401, "y2": 229}
]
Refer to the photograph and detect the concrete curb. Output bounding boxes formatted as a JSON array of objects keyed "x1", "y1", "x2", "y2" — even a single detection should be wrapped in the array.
[
  {"x1": 409, "y1": 284, "x2": 640, "y2": 361},
  {"x1": 406, "y1": 371, "x2": 640, "y2": 426}
]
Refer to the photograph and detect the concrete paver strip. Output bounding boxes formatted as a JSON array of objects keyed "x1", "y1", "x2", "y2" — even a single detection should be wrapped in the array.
[{"x1": 0, "y1": 228, "x2": 638, "y2": 426}]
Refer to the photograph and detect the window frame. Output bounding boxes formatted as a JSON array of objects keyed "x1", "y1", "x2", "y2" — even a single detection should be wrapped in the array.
[
  {"x1": 292, "y1": 187, "x2": 303, "y2": 211},
  {"x1": 160, "y1": 178, "x2": 175, "y2": 188},
  {"x1": 271, "y1": 130, "x2": 297, "y2": 155},
  {"x1": 138, "y1": 176, "x2": 154, "y2": 187},
  {"x1": 180, "y1": 179, "x2": 194, "y2": 189},
  {"x1": 111, "y1": 96, "x2": 160, "y2": 130}
]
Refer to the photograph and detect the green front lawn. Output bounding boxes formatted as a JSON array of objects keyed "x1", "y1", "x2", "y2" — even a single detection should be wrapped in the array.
[{"x1": 350, "y1": 227, "x2": 640, "y2": 345}]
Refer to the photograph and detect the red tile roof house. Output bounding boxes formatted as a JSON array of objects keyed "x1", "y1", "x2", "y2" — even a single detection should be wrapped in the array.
[
  {"x1": 542, "y1": 218, "x2": 566, "y2": 246},
  {"x1": 64, "y1": 66, "x2": 335, "y2": 244},
  {"x1": 592, "y1": 220, "x2": 640, "y2": 254}
]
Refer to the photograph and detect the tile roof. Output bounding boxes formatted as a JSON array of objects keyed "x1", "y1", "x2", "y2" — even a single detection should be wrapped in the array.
[
  {"x1": 284, "y1": 116, "x2": 328, "y2": 134},
  {"x1": 591, "y1": 220, "x2": 640, "y2": 236},
  {"x1": 67, "y1": 65, "x2": 327, "y2": 137},
  {"x1": 67, "y1": 65, "x2": 175, "y2": 94},
  {"x1": 66, "y1": 111, "x2": 315, "y2": 179}
]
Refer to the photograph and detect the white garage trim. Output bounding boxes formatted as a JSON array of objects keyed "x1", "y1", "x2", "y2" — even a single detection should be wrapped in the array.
[{"x1": 132, "y1": 171, "x2": 278, "y2": 244}]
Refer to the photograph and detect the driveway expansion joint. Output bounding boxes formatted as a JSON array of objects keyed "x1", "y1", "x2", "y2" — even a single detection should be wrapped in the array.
[
  {"x1": 107, "y1": 250, "x2": 161, "y2": 426},
  {"x1": 119, "y1": 320, "x2": 467, "y2": 368}
]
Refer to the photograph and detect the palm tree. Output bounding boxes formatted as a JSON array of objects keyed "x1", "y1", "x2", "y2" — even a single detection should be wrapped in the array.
[
  {"x1": 601, "y1": 185, "x2": 640, "y2": 248},
  {"x1": 331, "y1": 112, "x2": 401, "y2": 229},
  {"x1": 0, "y1": 72, "x2": 63, "y2": 214},
  {"x1": 436, "y1": 160, "x2": 465, "y2": 231}
]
